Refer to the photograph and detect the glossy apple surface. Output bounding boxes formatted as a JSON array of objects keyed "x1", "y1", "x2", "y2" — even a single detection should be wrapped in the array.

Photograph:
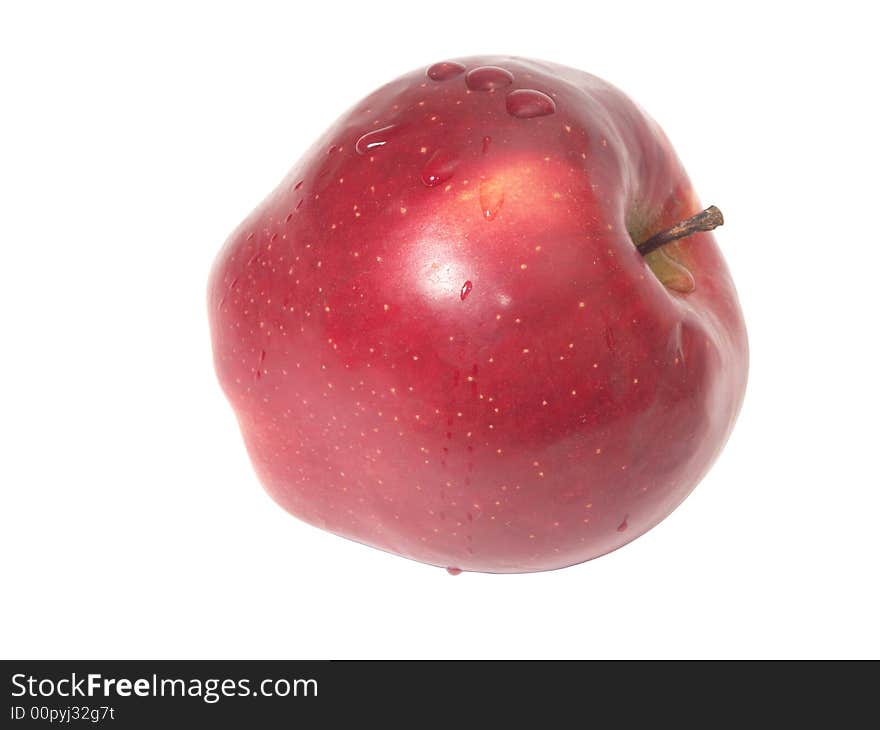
[{"x1": 208, "y1": 56, "x2": 748, "y2": 573}]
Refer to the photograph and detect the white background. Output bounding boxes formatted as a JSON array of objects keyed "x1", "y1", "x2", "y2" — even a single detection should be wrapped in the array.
[{"x1": 2, "y1": 1, "x2": 878, "y2": 659}]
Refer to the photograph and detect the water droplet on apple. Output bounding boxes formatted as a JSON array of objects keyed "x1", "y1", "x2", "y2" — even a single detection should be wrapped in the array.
[
  {"x1": 465, "y1": 66, "x2": 514, "y2": 91},
  {"x1": 446, "y1": 567, "x2": 463, "y2": 575},
  {"x1": 294, "y1": 180, "x2": 304, "y2": 190},
  {"x1": 355, "y1": 125, "x2": 398, "y2": 155},
  {"x1": 460, "y1": 280, "x2": 473, "y2": 301},
  {"x1": 421, "y1": 148, "x2": 458, "y2": 187},
  {"x1": 427, "y1": 61, "x2": 466, "y2": 81},
  {"x1": 617, "y1": 517, "x2": 628, "y2": 532},
  {"x1": 506, "y1": 89, "x2": 556, "y2": 118},
  {"x1": 482, "y1": 136, "x2": 492, "y2": 154},
  {"x1": 479, "y1": 179, "x2": 504, "y2": 221}
]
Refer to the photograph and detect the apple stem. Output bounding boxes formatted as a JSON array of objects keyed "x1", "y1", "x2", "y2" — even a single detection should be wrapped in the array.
[{"x1": 637, "y1": 206, "x2": 724, "y2": 256}]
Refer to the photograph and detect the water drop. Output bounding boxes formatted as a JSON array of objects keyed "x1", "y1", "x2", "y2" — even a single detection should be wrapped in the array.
[
  {"x1": 446, "y1": 567, "x2": 463, "y2": 576},
  {"x1": 460, "y1": 280, "x2": 473, "y2": 301},
  {"x1": 617, "y1": 517, "x2": 628, "y2": 533},
  {"x1": 479, "y1": 178, "x2": 505, "y2": 220},
  {"x1": 294, "y1": 180, "x2": 304, "y2": 190},
  {"x1": 482, "y1": 136, "x2": 491, "y2": 154},
  {"x1": 506, "y1": 89, "x2": 556, "y2": 118},
  {"x1": 427, "y1": 61, "x2": 466, "y2": 81},
  {"x1": 355, "y1": 125, "x2": 398, "y2": 155},
  {"x1": 465, "y1": 66, "x2": 514, "y2": 91},
  {"x1": 421, "y1": 148, "x2": 458, "y2": 187}
]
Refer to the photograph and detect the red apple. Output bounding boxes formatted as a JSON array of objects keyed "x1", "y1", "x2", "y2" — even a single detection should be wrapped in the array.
[{"x1": 208, "y1": 56, "x2": 748, "y2": 573}]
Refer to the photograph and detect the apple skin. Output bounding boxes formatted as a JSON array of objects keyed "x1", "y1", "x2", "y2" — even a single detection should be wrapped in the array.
[{"x1": 208, "y1": 56, "x2": 748, "y2": 573}]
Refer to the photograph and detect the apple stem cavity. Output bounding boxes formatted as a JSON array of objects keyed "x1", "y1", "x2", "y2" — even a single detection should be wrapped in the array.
[{"x1": 637, "y1": 206, "x2": 724, "y2": 256}]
